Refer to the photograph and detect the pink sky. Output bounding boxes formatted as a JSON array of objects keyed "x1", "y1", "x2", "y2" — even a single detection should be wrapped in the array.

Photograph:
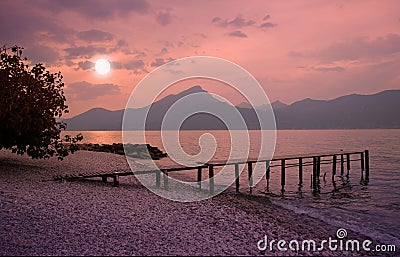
[{"x1": 1, "y1": 0, "x2": 400, "y2": 117}]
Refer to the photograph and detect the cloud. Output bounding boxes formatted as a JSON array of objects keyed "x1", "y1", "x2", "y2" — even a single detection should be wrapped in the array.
[
  {"x1": 66, "y1": 81, "x2": 121, "y2": 101},
  {"x1": 64, "y1": 46, "x2": 108, "y2": 59},
  {"x1": 123, "y1": 59, "x2": 148, "y2": 74},
  {"x1": 24, "y1": 44, "x2": 60, "y2": 65},
  {"x1": 263, "y1": 14, "x2": 271, "y2": 21},
  {"x1": 77, "y1": 30, "x2": 114, "y2": 42},
  {"x1": 260, "y1": 22, "x2": 277, "y2": 28},
  {"x1": 111, "y1": 61, "x2": 124, "y2": 69},
  {"x1": 228, "y1": 17, "x2": 256, "y2": 28},
  {"x1": 159, "y1": 47, "x2": 168, "y2": 55},
  {"x1": 212, "y1": 16, "x2": 255, "y2": 28},
  {"x1": 124, "y1": 60, "x2": 145, "y2": 70},
  {"x1": 228, "y1": 30, "x2": 247, "y2": 38},
  {"x1": 317, "y1": 34, "x2": 400, "y2": 62},
  {"x1": 0, "y1": 1, "x2": 74, "y2": 44},
  {"x1": 150, "y1": 57, "x2": 174, "y2": 67},
  {"x1": 314, "y1": 66, "x2": 346, "y2": 72},
  {"x1": 38, "y1": 0, "x2": 150, "y2": 19},
  {"x1": 156, "y1": 10, "x2": 172, "y2": 26},
  {"x1": 76, "y1": 60, "x2": 94, "y2": 70}
]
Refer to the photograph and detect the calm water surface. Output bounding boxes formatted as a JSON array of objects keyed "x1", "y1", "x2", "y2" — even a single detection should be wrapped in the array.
[{"x1": 63, "y1": 129, "x2": 400, "y2": 246}]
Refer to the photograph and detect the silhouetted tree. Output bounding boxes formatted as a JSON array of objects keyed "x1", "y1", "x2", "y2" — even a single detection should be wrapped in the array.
[{"x1": 0, "y1": 45, "x2": 82, "y2": 159}]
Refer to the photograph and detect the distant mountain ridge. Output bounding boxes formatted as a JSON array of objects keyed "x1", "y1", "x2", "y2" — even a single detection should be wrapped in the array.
[{"x1": 64, "y1": 87, "x2": 400, "y2": 130}]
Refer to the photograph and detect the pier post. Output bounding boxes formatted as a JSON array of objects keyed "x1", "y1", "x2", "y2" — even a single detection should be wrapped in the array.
[
  {"x1": 209, "y1": 165, "x2": 215, "y2": 195},
  {"x1": 332, "y1": 155, "x2": 337, "y2": 181},
  {"x1": 298, "y1": 158, "x2": 303, "y2": 186},
  {"x1": 312, "y1": 157, "x2": 317, "y2": 189},
  {"x1": 317, "y1": 156, "x2": 321, "y2": 182},
  {"x1": 156, "y1": 170, "x2": 161, "y2": 188},
  {"x1": 281, "y1": 159, "x2": 286, "y2": 193},
  {"x1": 266, "y1": 161, "x2": 270, "y2": 192},
  {"x1": 340, "y1": 154, "x2": 344, "y2": 176},
  {"x1": 113, "y1": 174, "x2": 119, "y2": 187},
  {"x1": 346, "y1": 153, "x2": 351, "y2": 177},
  {"x1": 365, "y1": 150, "x2": 370, "y2": 181},
  {"x1": 197, "y1": 167, "x2": 202, "y2": 190},
  {"x1": 360, "y1": 152, "x2": 365, "y2": 172},
  {"x1": 248, "y1": 162, "x2": 253, "y2": 194},
  {"x1": 235, "y1": 164, "x2": 240, "y2": 193},
  {"x1": 163, "y1": 171, "x2": 169, "y2": 190}
]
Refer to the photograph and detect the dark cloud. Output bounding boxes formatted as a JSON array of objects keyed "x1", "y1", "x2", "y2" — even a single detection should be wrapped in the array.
[
  {"x1": 260, "y1": 22, "x2": 277, "y2": 28},
  {"x1": 66, "y1": 81, "x2": 121, "y2": 101},
  {"x1": 159, "y1": 47, "x2": 168, "y2": 55},
  {"x1": 317, "y1": 34, "x2": 400, "y2": 62},
  {"x1": 77, "y1": 30, "x2": 114, "y2": 42},
  {"x1": 263, "y1": 14, "x2": 271, "y2": 21},
  {"x1": 64, "y1": 46, "x2": 108, "y2": 59},
  {"x1": 117, "y1": 39, "x2": 128, "y2": 47},
  {"x1": 76, "y1": 60, "x2": 94, "y2": 70},
  {"x1": 228, "y1": 30, "x2": 247, "y2": 38},
  {"x1": 38, "y1": 0, "x2": 150, "y2": 19},
  {"x1": 156, "y1": 11, "x2": 172, "y2": 26},
  {"x1": 228, "y1": 17, "x2": 256, "y2": 28},
  {"x1": 212, "y1": 17, "x2": 222, "y2": 23},
  {"x1": 124, "y1": 60, "x2": 145, "y2": 70},
  {"x1": 0, "y1": 1, "x2": 74, "y2": 44},
  {"x1": 314, "y1": 66, "x2": 346, "y2": 72},
  {"x1": 212, "y1": 16, "x2": 255, "y2": 28},
  {"x1": 111, "y1": 61, "x2": 124, "y2": 69},
  {"x1": 150, "y1": 57, "x2": 174, "y2": 67},
  {"x1": 24, "y1": 44, "x2": 60, "y2": 66},
  {"x1": 212, "y1": 14, "x2": 277, "y2": 31}
]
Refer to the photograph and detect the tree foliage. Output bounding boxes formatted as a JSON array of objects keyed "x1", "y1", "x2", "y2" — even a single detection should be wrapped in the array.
[{"x1": 0, "y1": 45, "x2": 82, "y2": 160}]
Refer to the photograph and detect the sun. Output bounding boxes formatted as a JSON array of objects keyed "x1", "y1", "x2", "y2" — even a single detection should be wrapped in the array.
[{"x1": 95, "y1": 59, "x2": 111, "y2": 75}]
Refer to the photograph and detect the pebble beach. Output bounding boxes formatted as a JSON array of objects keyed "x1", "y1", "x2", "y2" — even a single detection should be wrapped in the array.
[{"x1": 0, "y1": 150, "x2": 383, "y2": 256}]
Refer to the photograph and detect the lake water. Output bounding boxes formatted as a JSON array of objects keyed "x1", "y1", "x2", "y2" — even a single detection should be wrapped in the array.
[{"x1": 62, "y1": 129, "x2": 400, "y2": 247}]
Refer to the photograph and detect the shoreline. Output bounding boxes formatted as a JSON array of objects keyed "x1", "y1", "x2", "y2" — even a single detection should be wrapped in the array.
[{"x1": 0, "y1": 150, "x2": 389, "y2": 256}]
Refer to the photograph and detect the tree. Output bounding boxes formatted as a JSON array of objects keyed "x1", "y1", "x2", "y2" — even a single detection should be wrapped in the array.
[{"x1": 0, "y1": 45, "x2": 82, "y2": 160}]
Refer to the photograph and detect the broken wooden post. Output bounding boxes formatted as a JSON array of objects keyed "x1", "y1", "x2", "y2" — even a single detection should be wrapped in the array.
[
  {"x1": 312, "y1": 156, "x2": 317, "y2": 190},
  {"x1": 346, "y1": 153, "x2": 351, "y2": 177},
  {"x1": 340, "y1": 154, "x2": 344, "y2": 176},
  {"x1": 235, "y1": 163, "x2": 239, "y2": 193},
  {"x1": 113, "y1": 174, "x2": 119, "y2": 187},
  {"x1": 332, "y1": 155, "x2": 337, "y2": 181},
  {"x1": 317, "y1": 156, "x2": 321, "y2": 182},
  {"x1": 299, "y1": 158, "x2": 303, "y2": 186},
  {"x1": 266, "y1": 161, "x2": 270, "y2": 191},
  {"x1": 209, "y1": 165, "x2": 214, "y2": 195},
  {"x1": 248, "y1": 162, "x2": 253, "y2": 194},
  {"x1": 365, "y1": 150, "x2": 370, "y2": 181},
  {"x1": 281, "y1": 159, "x2": 286, "y2": 193},
  {"x1": 197, "y1": 167, "x2": 202, "y2": 190},
  {"x1": 360, "y1": 152, "x2": 365, "y2": 171}
]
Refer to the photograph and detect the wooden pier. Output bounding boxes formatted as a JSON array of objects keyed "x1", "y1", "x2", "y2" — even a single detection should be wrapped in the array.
[{"x1": 54, "y1": 150, "x2": 370, "y2": 195}]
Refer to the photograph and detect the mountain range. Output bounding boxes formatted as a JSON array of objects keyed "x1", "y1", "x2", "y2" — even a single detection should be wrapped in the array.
[{"x1": 64, "y1": 86, "x2": 400, "y2": 130}]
